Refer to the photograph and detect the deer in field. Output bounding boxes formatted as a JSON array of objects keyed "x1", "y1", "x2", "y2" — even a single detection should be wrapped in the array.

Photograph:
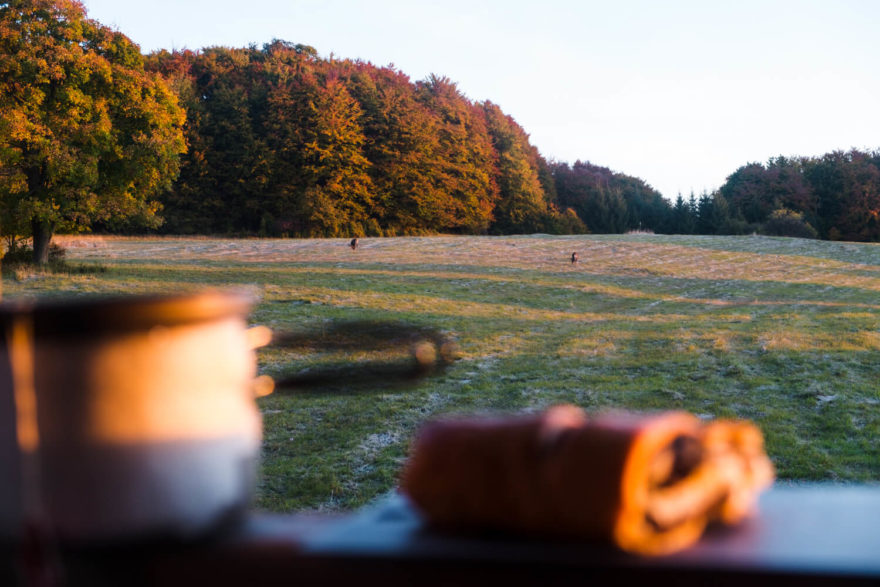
[
  {"x1": 350, "y1": 238, "x2": 359, "y2": 250},
  {"x1": 571, "y1": 252, "x2": 578, "y2": 264}
]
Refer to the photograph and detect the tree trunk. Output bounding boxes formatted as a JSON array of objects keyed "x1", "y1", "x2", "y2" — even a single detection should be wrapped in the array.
[{"x1": 31, "y1": 218, "x2": 54, "y2": 265}]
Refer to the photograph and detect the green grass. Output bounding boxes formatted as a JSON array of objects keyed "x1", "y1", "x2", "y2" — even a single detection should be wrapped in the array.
[{"x1": 5, "y1": 233, "x2": 880, "y2": 511}]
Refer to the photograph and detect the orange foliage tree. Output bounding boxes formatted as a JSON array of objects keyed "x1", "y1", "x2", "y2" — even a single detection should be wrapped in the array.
[{"x1": 0, "y1": 0, "x2": 185, "y2": 262}]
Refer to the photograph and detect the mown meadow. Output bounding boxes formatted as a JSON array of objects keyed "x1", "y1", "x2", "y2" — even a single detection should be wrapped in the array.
[{"x1": 4, "y1": 234, "x2": 880, "y2": 512}]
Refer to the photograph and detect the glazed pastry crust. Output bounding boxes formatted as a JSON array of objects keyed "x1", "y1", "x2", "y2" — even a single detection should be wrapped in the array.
[{"x1": 400, "y1": 406, "x2": 774, "y2": 555}]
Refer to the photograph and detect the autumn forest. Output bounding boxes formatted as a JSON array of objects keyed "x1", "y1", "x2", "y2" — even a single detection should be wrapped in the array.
[{"x1": 2, "y1": 1, "x2": 880, "y2": 264}]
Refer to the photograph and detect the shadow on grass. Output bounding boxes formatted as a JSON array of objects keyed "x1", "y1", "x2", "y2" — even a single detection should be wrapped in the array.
[{"x1": 269, "y1": 319, "x2": 458, "y2": 394}]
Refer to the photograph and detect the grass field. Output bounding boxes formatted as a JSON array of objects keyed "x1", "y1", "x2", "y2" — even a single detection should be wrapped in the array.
[{"x1": 4, "y1": 233, "x2": 880, "y2": 512}]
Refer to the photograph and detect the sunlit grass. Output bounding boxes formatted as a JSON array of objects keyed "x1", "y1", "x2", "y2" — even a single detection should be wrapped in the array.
[{"x1": 6, "y1": 233, "x2": 880, "y2": 512}]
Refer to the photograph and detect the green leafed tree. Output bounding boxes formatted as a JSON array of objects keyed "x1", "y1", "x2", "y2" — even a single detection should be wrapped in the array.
[
  {"x1": 670, "y1": 193, "x2": 696, "y2": 234},
  {"x1": 761, "y1": 208, "x2": 818, "y2": 239},
  {"x1": 552, "y1": 160, "x2": 667, "y2": 234},
  {"x1": 804, "y1": 149, "x2": 880, "y2": 241},
  {"x1": 695, "y1": 191, "x2": 733, "y2": 235},
  {"x1": 0, "y1": 0, "x2": 185, "y2": 263},
  {"x1": 719, "y1": 157, "x2": 815, "y2": 229}
]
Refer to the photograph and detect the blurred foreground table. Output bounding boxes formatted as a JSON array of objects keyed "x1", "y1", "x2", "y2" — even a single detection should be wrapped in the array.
[{"x1": 5, "y1": 484, "x2": 880, "y2": 586}]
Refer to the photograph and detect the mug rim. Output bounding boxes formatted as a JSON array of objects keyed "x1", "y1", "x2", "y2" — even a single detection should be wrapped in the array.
[{"x1": 0, "y1": 290, "x2": 255, "y2": 338}]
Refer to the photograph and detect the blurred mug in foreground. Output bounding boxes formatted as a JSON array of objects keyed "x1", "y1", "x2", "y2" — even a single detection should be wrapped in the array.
[{"x1": 0, "y1": 291, "x2": 272, "y2": 543}]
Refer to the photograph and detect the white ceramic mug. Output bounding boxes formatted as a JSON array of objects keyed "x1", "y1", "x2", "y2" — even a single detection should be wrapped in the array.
[{"x1": 0, "y1": 290, "x2": 270, "y2": 543}]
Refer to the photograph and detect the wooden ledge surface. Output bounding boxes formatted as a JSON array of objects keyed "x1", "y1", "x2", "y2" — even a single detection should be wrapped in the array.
[{"x1": 4, "y1": 484, "x2": 880, "y2": 586}]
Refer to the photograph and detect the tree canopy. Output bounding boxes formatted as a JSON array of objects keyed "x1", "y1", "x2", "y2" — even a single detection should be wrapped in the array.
[
  {"x1": 145, "y1": 45, "x2": 591, "y2": 237},
  {"x1": 4, "y1": 2, "x2": 878, "y2": 248},
  {"x1": 719, "y1": 150, "x2": 880, "y2": 241},
  {"x1": 0, "y1": 0, "x2": 185, "y2": 262},
  {"x1": 551, "y1": 160, "x2": 668, "y2": 234}
]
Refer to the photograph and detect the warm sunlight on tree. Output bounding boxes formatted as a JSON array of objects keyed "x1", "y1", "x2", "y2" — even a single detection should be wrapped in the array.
[{"x1": 0, "y1": 0, "x2": 185, "y2": 263}]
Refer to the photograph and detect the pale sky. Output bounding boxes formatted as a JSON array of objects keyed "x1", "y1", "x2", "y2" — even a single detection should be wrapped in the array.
[{"x1": 81, "y1": 0, "x2": 880, "y2": 200}]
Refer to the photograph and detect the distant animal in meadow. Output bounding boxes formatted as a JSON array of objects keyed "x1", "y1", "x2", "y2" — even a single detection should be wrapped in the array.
[
  {"x1": 571, "y1": 252, "x2": 579, "y2": 264},
  {"x1": 350, "y1": 238, "x2": 359, "y2": 250}
]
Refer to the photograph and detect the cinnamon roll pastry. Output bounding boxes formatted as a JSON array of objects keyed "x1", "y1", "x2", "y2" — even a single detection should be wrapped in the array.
[{"x1": 400, "y1": 405, "x2": 773, "y2": 555}]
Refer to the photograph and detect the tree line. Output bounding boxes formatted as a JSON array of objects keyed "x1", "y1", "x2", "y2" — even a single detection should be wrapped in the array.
[
  {"x1": 3, "y1": 1, "x2": 880, "y2": 265},
  {"x1": 716, "y1": 151, "x2": 880, "y2": 241},
  {"x1": 141, "y1": 42, "x2": 590, "y2": 237},
  {"x1": 149, "y1": 44, "x2": 880, "y2": 241}
]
